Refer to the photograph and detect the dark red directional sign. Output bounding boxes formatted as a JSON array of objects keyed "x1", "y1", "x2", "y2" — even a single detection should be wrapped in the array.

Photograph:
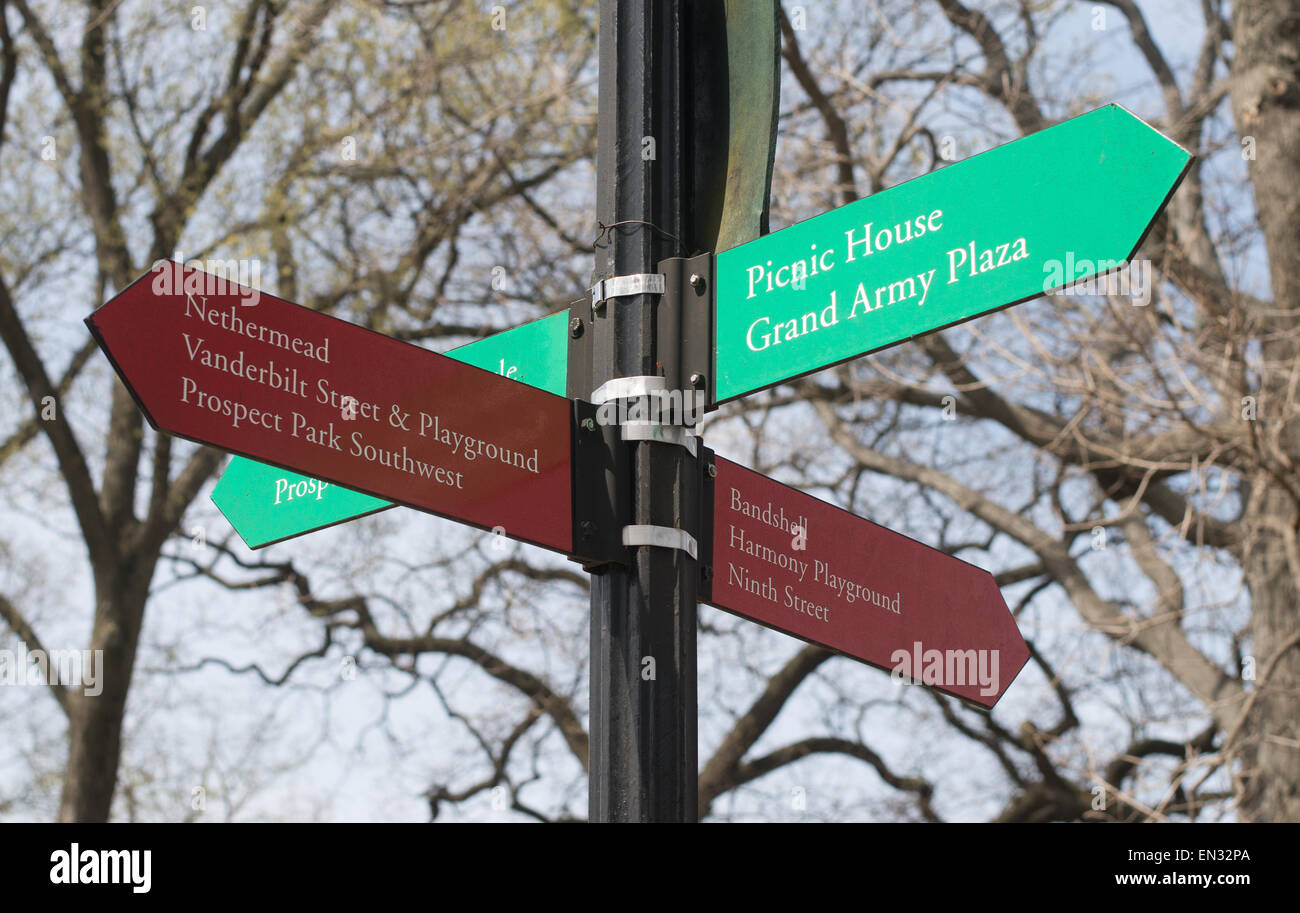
[
  {"x1": 87, "y1": 264, "x2": 573, "y2": 554},
  {"x1": 705, "y1": 457, "x2": 1029, "y2": 708}
]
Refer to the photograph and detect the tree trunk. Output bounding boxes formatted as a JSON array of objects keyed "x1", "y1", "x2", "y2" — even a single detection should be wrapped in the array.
[
  {"x1": 57, "y1": 567, "x2": 149, "y2": 822},
  {"x1": 1229, "y1": 0, "x2": 1300, "y2": 822}
]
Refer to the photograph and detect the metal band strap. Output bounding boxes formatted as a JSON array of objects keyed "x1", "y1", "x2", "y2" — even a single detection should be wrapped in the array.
[
  {"x1": 621, "y1": 421, "x2": 698, "y2": 456},
  {"x1": 591, "y1": 376, "x2": 697, "y2": 453},
  {"x1": 590, "y1": 273, "x2": 665, "y2": 307},
  {"x1": 590, "y1": 375, "x2": 666, "y2": 404},
  {"x1": 622, "y1": 525, "x2": 698, "y2": 560}
]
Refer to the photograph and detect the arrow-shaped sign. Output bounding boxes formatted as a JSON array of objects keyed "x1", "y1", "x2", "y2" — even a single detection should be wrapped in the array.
[
  {"x1": 211, "y1": 456, "x2": 392, "y2": 548},
  {"x1": 713, "y1": 104, "x2": 1190, "y2": 402},
  {"x1": 212, "y1": 311, "x2": 570, "y2": 548},
  {"x1": 88, "y1": 266, "x2": 575, "y2": 555},
  {"x1": 704, "y1": 456, "x2": 1029, "y2": 708}
]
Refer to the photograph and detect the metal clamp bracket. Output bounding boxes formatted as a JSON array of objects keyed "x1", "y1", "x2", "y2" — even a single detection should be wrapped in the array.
[
  {"x1": 570, "y1": 400, "x2": 631, "y2": 569},
  {"x1": 622, "y1": 524, "x2": 698, "y2": 560},
  {"x1": 590, "y1": 273, "x2": 665, "y2": 308},
  {"x1": 657, "y1": 253, "x2": 716, "y2": 413}
]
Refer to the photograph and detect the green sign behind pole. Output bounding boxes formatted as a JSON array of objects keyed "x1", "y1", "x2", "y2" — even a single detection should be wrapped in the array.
[
  {"x1": 714, "y1": 105, "x2": 1191, "y2": 402},
  {"x1": 688, "y1": 0, "x2": 780, "y2": 254},
  {"x1": 211, "y1": 311, "x2": 570, "y2": 548}
]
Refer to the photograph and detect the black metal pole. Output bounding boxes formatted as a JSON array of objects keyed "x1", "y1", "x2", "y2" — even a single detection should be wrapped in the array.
[{"x1": 583, "y1": 0, "x2": 698, "y2": 823}]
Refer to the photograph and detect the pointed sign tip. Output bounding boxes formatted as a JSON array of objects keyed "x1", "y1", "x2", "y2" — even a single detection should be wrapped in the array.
[{"x1": 1105, "y1": 101, "x2": 1195, "y2": 160}]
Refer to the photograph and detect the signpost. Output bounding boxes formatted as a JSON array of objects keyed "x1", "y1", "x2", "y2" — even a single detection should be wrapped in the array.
[
  {"x1": 714, "y1": 105, "x2": 1191, "y2": 402},
  {"x1": 88, "y1": 266, "x2": 575, "y2": 555},
  {"x1": 212, "y1": 312, "x2": 570, "y2": 547},
  {"x1": 704, "y1": 456, "x2": 1029, "y2": 708},
  {"x1": 84, "y1": 0, "x2": 1192, "y2": 819},
  {"x1": 577, "y1": 0, "x2": 700, "y2": 823}
]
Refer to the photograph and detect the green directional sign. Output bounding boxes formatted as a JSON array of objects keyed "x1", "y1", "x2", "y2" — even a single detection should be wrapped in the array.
[
  {"x1": 211, "y1": 311, "x2": 569, "y2": 548},
  {"x1": 212, "y1": 457, "x2": 392, "y2": 548},
  {"x1": 714, "y1": 104, "x2": 1191, "y2": 402}
]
